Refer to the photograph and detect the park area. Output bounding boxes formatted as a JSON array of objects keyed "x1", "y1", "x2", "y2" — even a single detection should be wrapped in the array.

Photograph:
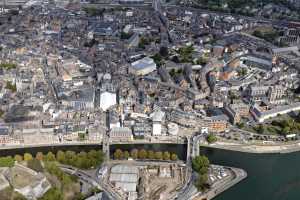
[
  {"x1": 0, "y1": 149, "x2": 104, "y2": 200},
  {"x1": 241, "y1": 113, "x2": 300, "y2": 137}
]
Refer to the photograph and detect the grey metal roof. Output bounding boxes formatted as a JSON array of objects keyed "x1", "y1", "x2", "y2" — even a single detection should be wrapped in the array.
[{"x1": 110, "y1": 165, "x2": 138, "y2": 174}]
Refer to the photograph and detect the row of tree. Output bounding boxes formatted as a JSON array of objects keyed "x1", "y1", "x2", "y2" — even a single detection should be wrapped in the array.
[
  {"x1": 113, "y1": 149, "x2": 178, "y2": 161},
  {"x1": 55, "y1": 150, "x2": 104, "y2": 169},
  {"x1": 9, "y1": 150, "x2": 104, "y2": 170}
]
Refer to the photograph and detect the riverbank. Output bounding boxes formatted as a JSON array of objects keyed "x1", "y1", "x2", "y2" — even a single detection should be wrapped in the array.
[
  {"x1": 201, "y1": 141, "x2": 300, "y2": 154},
  {"x1": 194, "y1": 166, "x2": 247, "y2": 200}
]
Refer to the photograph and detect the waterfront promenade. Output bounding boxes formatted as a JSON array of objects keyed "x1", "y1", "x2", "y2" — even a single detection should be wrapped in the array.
[{"x1": 203, "y1": 141, "x2": 300, "y2": 154}]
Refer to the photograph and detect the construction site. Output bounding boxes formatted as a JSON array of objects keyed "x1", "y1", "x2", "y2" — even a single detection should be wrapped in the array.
[{"x1": 103, "y1": 162, "x2": 187, "y2": 200}]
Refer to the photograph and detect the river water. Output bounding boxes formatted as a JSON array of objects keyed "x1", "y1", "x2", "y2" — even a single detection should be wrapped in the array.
[{"x1": 201, "y1": 147, "x2": 300, "y2": 200}]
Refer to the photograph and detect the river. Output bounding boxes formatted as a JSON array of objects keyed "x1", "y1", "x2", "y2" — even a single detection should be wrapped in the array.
[{"x1": 201, "y1": 147, "x2": 300, "y2": 200}]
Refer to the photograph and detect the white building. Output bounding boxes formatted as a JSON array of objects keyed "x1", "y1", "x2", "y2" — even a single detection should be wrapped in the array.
[
  {"x1": 130, "y1": 57, "x2": 157, "y2": 76},
  {"x1": 167, "y1": 123, "x2": 179, "y2": 135},
  {"x1": 110, "y1": 127, "x2": 133, "y2": 141},
  {"x1": 152, "y1": 123, "x2": 162, "y2": 136},
  {"x1": 100, "y1": 92, "x2": 117, "y2": 111},
  {"x1": 251, "y1": 102, "x2": 300, "y2": 123},
  {"x1": 151, "y1": 108, "x2": 165, "y2": 136}
]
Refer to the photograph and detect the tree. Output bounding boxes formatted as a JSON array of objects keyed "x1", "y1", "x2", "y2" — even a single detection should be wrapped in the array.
[
  {"x1": 192, "y1": 155, "x2": 210, "y2": 175},
  {"x1": 56, "y1": 151, "x2": 66, "y2": 163},
  {"x1": 163, "y1": 151, "x2": 171, "y2": 160},
  {"x1": 138, "y1": 149, "x2": 148, "y2": 159},
  {"x1": 45, "y1": 152, "x2": 56, "y2": 162},
  {"x1": 124, "y1": 151, "x2": 130, "y2": 159},
  {"x1": 114, "y1": 149, "x2": 124, "y2": 160},
  {"x1": 14, "y1": 154, "x2": 23, "y2": 162},
  {"x1": 61, "y1": 174, "x2": 73, "y2": 186},
  {"x1": 155, "y1": 151, "x2": 163, "y2": 160},
  {"x1": 27, "y1": 158, "x2": 43, "y2": 172},
  {"x1": 138, "y1": 37, "x2": 151, "y2": 49},
  {"x1": 206, "y1": 134, "x2": 217, "y2": 143},
  {"x1": 0, "y1": 156, "x2": 14, "y2": 167},
  {"x1": 24, "y1": 153, "x2": 33, "y2": 161},
  {"x1": 5, "y1": 81, "x2": 17, "y2": 92},
  {"x1": 236, "y1": 122, "x2": 245, "y2": 129},
  {"x1": 255, "y1": 124, "x2": 265, "y2": 134},
  {"x1": 65, "y1": 151, "x2": 76, "y2": 162},
  {"x1": 120, "y1": 32, "x2": 133, "y2": 40},
  {"x1": 171, "y1": 153, "x2": 178, "y2": 161},
  {"x1": 78, "y1": 132, "x2": 86, "y2": 141},
  {"x1": 76, "y1": 152, "x2": 89, "y2": 169},
  {"x1": 87, "y1": 150, "x2": 98, "y2": 159},
  {"x1": 87, "y1": 150, "x2": 101, "y2": 166},
  {"x1": 130, "y1": 149, "x2": 138, "y2": 159},
  {"x1": 38, "y1": 188, "x2": 63, "y2": 200},
  {"x1": 195, "y1": 173, "x2": 209, "y2": 192},
  {"x1": 151, "y1": 53, "x2": 164, "y2": 66},
  {"x1": 36, "y1": 152, "x2": 44, "y2": 161},
  {"x1": 44, "y1": 162, "x2": 76, "y2": 187},
  {"x1": 282, "y1": 126, "x2": 290, "y2": 135},
  {"x1": 147, "y1": 150, "x2": 155, "y2": 160},
  {"x1": 95, "y1": 150, "x2": 104, "y2": 165},
  {"x1": 178, "y1": 45, "x2": 194, "y2": 63}
]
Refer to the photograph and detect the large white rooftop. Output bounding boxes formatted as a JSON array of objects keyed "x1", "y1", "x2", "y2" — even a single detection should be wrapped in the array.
[
  {"x1": 100, "y1": 92, "x2": 116, "y2": 111},
  {"x1": 131, "y1": 57, "x2": 156, "y2": 70}
]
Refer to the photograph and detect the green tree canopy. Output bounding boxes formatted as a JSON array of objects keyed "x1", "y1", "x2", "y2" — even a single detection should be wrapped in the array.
[
  {"x1": 163, "y1": 151, "x2": 171, "y2": 160},
  {"x1": 171, "y1": 153, "x2": 178, "y2": 161},
  {"x1": 124, "y1": 151, "x2": 130, "y2": 159},
  {"x1": 148, "y1": 150, "x2": 155, "y2": 160},
  {"x1": 24, "y1": 153, "x2": 33, "y2": 161},
  {"x1": 192, "y1": 155, "x2": 210, "y2": 175},
  {"x1": 114, "y1": 149, "x2": 124, "y2": 160},
  {"x1": 14, "y1": 154, "x2": 23, "y2": 162},
  {"x1": 38, "y1": 188, "x2": 63, "y2": 200},
  {"x1": 56, "y1": 151, "x2": 66, "y2": 163},
  {"x1": 206, "y1": 134, "x2": 217, "y2": 143},
  {"x1": 45, "y1": 152, "x2": 56, "y2": 162},
  {"x1": 130, "y1": 149, "x2": 138, "y2": 159},
  {"x1": 0, "y1": 156, "x2": 14, "y2": 167},
  {"x1": 155, "y1": 151, "x2": 163, "y2": 160},
  {"x1": 195, "y1": 173, "x2": 209, "y2": 192},
  {"x1": 35, "y1": 152, "x2": 44, "y2": 161},
  {"x1": 138, "y1": 149, "x2": 148, "y2": 159}
]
